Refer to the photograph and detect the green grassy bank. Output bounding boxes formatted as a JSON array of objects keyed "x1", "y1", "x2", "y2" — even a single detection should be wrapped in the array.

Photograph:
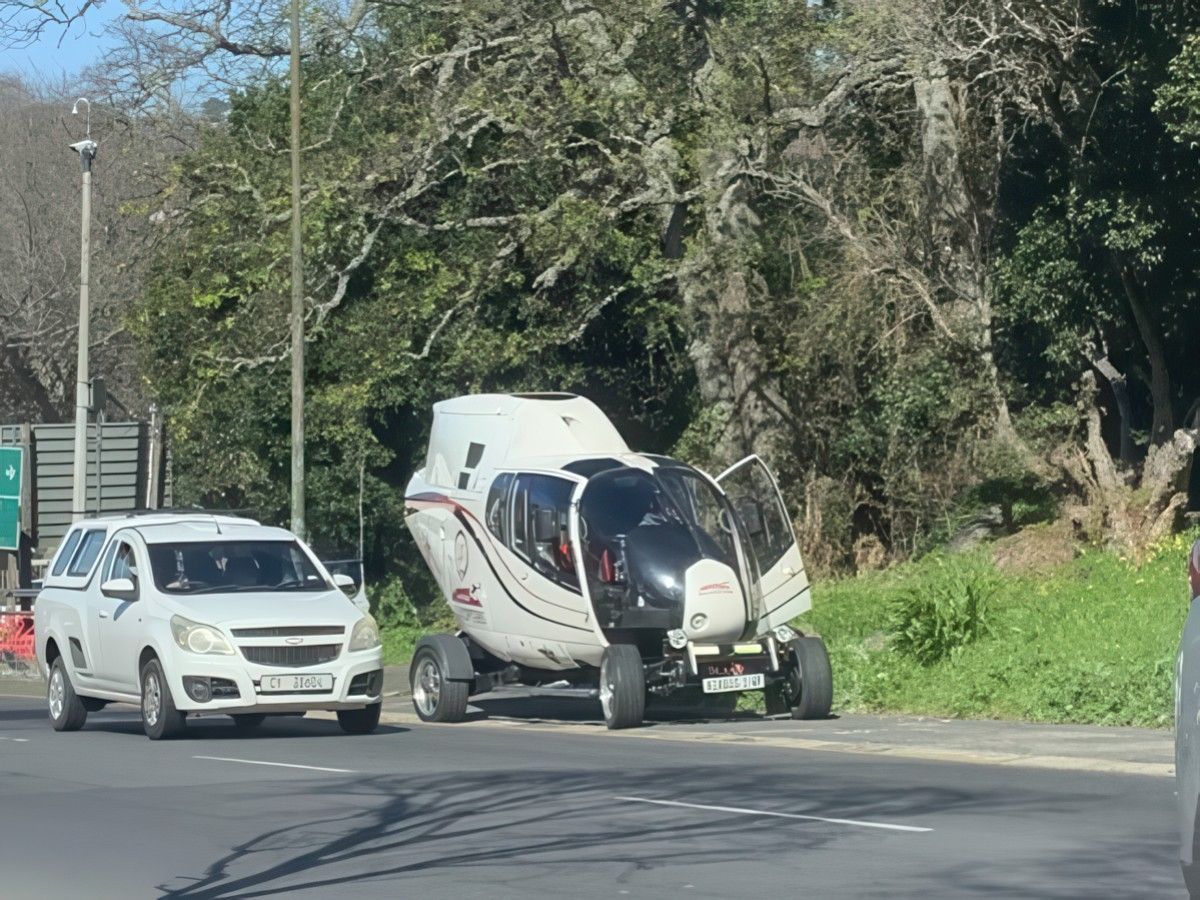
[{"x1": 797, "y1": 529, "x2": 1197, "y2": 728}]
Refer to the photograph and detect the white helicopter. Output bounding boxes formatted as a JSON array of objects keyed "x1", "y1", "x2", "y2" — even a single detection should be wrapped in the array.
[{"x1": 404, "y1": 393, "x2": 831, "y2": 729}]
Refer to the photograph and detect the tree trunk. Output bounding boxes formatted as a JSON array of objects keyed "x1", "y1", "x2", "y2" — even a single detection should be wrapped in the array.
[
  {"x1": 1092, "y1": 355, "x2": 1134, "y2": 465},
  {"x1": 1063, "y1": 371, "x2": 1198, "y2": 556},
  {"x1": 913, "y1": 61, "x2": 1017, "y2": 446},
  {"x1": 1116, "y1": 263, "x2": 1174, "y2": 445},
  {"x1": 676, "y1": 151, "x2": 790, "y2": 469}
]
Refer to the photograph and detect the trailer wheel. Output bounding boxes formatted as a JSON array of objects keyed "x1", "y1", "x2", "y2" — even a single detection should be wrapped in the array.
[
  {"x1": 768, "y1": 637, "x2": 833, "y2": 720},
  {"x1": 410, "y1": 645, "x2": 470, "y2": 723},
  {"x1": 600, "y1": 644, "x2": 645, "y2": 729}
]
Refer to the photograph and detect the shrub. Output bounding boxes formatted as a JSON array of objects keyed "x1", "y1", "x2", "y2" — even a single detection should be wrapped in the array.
[{"x1": 888, "y1": 564, "x2": 996, "y2": 665}]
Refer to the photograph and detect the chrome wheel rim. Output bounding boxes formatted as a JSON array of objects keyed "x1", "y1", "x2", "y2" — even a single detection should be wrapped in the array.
[
  {"x1": 413, "y1": 658, "x2": 441, "y2": 717},
  {"x1": 143, "y1": 670, "x2": 162, "y2": 728},
  {"x1": 599, "y1": 656, "x2": 614, "y2": 722},
  {"x1": 48, "y1": 667, "x2": 64, "y2": 720}
]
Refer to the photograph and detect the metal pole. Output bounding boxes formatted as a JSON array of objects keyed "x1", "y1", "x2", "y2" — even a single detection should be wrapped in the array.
[
  {"x1": 69, "y1": 105, "x2": 97, "y2": 523},
  {"x1": 289, "y1": 0, "x2": 306, "y2": 539},
  {"x1": 94, "y1": 409, "x2": 104, "y2": 516}
]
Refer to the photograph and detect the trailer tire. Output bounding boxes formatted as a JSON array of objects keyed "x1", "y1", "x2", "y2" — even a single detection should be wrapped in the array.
[
  {"x1": 789, "y1": 637, "x2": 833, "y2": 720},
  {"x1": 600, "y1": 644, "x2": 645, "y2": 729},
  {"x1": 766, "y1": 637, "x2": 833, "y2": 719},
  {"x1": 410, "y1": 642, "x2": 470, "y2": 723}
]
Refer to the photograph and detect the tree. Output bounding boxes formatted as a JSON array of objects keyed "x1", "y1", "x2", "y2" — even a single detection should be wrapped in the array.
[{"x1": 0, "y1": 76, "x2": 167, "y2": 422}]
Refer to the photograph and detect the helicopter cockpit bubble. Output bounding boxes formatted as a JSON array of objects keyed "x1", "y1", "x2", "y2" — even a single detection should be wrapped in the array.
[{"x1": 576, "y1": 465, "x2": 749, "y2": 634}]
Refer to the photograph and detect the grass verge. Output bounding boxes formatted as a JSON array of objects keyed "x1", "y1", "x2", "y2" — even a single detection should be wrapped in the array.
[{"x1": 795, "y1": 529, "x2": 1197, "y2": 728}]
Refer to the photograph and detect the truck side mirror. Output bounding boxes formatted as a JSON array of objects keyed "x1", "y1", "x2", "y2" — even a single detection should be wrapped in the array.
[{"x1": 101, "y1": 578, "x2": 138, "y2": 602}]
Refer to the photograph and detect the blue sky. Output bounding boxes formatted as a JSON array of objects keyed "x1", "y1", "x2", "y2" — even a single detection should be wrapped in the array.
[{"x1": 1, "y1": 1, "x2": 123, "y2": 81}]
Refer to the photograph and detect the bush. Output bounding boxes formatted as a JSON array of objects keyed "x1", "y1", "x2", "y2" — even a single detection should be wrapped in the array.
[
  {"x1": 888, "y1": 563, "x2": 996, "y2": 665},
  {"x1": 370, "y1": 575, "x2": 456, "y2": 665}
]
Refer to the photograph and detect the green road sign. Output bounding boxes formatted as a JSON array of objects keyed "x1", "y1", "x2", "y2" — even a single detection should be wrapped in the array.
[{"x1": 0, "y1": 446, "x2": 24, "y2": 551}]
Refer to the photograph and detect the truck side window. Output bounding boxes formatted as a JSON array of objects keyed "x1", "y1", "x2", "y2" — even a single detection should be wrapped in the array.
[
  {"x1": 66, "y1": 530, "x2": 107, "y2": 577},
  {"x1": 51, "y1": 529, "x2": 83, "y2": 577}
]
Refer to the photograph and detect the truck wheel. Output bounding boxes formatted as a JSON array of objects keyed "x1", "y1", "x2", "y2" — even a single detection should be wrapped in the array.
[
  {"x1": 337, "y1": 703, "x2": 382, "y2": 734},
  {"x1": 410, "y1": 646, "x2": 469, "y2": 723},
  {"x1": 140, "y1": 658, "x2": 187, "y2": 740},
  {"x1": 231, "y1": 714, "x2": 267, "y2": 733},
  {"x1": 788, "y1": 637, "x2": 833, "y2": 720},
  {"x1": 600, "y1": 644, "x2": 645, "y2": 729},
  {"x1": 47, "y1": 657, "x2": 88, "y2": 732}
]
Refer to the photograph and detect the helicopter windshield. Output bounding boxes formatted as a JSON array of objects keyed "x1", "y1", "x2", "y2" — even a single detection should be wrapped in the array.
[{"x1": 576, "y1": 465, "x2": 746, "y2": 625}]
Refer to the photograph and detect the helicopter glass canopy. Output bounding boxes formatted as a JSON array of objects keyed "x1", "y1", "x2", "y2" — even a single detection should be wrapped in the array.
[{"x1": 576, "y1": 465, "x2": 746, "y2": 629}]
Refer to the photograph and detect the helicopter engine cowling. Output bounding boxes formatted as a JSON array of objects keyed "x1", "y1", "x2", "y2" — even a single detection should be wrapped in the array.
[{"x1": 681, "y1": 559, "x2": 748, "y2": 644}]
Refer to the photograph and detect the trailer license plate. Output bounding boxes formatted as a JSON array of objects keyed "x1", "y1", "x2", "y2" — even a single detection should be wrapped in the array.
[
  {"x1": 260, "y1": 673, "x2": 333, "y2": 693},
  {"x1": 701, "y1": 673, "x2": 764, "y2": 694}
]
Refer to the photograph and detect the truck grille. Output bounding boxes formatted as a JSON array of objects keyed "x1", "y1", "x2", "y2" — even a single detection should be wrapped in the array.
[
  {"x1": 232, "y1": 626, "x2": 345, "y2": 638},
  {"x1": 241, "y1": 644, "x2": 341, "y2": 667}
]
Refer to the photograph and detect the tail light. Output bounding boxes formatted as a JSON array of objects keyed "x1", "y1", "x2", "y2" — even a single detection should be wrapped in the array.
[{"x1": 1191, "y1": 540, "x2": 1200, "y2": 600}]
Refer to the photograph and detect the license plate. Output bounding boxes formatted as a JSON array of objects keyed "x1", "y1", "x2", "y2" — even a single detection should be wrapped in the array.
[
  {"x1": 701, "y1": 673, "x2": 764, "y2": 694},
  {"x1": 260, "y1": 673, "x2": 333, "y2": 694}
]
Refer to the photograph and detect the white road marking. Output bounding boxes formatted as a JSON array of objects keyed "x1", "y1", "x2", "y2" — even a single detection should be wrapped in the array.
[
  {"x1": 0, "y1": 736, "x2": 29, "y2": 742},
  {"x1": 193, "y1": 755, "x2": 356, "y2": 774},
  {"x1": 615, "y1": 796, "x2": 932, "y2": 833}
]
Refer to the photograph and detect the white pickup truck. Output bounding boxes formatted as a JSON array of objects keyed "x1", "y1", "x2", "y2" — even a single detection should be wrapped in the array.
[{"x1": 34, "y1": 511, "x2": 384, "y2": 739}]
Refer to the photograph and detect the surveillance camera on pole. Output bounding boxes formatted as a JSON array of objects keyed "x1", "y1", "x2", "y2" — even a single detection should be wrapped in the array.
[{"x1": 69, "y1": 98, "x2": 96, "y2": 522}]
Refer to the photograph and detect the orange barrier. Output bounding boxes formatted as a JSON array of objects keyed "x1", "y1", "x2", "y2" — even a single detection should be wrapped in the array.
[{"x1": 0, "y1": 611, "x2": 35, "y2": 662}]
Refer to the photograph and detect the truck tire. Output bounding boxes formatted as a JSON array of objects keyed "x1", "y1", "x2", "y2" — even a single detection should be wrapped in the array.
[
  {"x1": 47, "y1": 657, "x2": 88, "y2": 732},
  {"x1": 140, "y1": 657, "x2": 187, "y2": 740},
  {"x1": 410, "y1": 643, "x2": 470, "y2": 723},
  {"x1": 600, "y1": 644, "x2": 645, "y2": 729},
  {"x1": 337, "y1": 702, "x2": 382, "y2": 734},
  {"x1": 231, "y1": 713, "x2": 267, "y2": 733}
]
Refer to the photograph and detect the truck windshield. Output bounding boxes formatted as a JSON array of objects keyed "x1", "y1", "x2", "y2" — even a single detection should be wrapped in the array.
[{"x1": 146, "y1": 541, "x2": 327, "y2": 594}]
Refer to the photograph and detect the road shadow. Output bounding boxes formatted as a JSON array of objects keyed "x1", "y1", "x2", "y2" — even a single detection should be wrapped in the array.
[
  {"x1": 79, "y1": 708, "x2": 408, "y2": 740},
  {"x1": 0, "y1": 707, "x2": 50, "y2": 722},
  {"x1": 154, "y1": 765, "x2": 966, "y2": 899},
  {"x1": 467, "y1": 690, "x2": 837, "y2": 728},
  {"x1": 153, "y1": 760, "x2": 1184, "y2": 899}
]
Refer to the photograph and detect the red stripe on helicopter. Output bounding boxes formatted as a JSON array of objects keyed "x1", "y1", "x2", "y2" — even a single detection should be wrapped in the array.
[{"x1": 452, "y1": 587, "x2": 483, "y2": 607}]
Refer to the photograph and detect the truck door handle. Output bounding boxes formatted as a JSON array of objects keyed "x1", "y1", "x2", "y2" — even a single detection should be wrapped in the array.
[{"x1": 99, "y1": 611, "x2": 110, "y2": 619}]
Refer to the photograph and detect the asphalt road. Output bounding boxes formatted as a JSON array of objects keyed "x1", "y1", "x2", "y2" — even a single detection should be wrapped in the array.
[{"x1": 0, "y1": 693, "x2": 1185, "y2": 899}]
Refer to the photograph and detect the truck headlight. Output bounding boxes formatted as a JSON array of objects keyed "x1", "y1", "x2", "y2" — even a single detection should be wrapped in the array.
[
  {"x1": 171, "y1": 615, "x2": 235, "y2": 655},
  {"x1": 348, "y1": 615, "x2": 381, "y2": 651}
]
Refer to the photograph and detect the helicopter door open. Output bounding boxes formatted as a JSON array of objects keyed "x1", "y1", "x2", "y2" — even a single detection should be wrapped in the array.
[{"x1": 716, "y1": 455, "x2": 811, "y2": 632}]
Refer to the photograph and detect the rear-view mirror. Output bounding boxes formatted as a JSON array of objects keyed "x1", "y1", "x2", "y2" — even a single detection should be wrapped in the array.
[
  {"x1": 332, "y1": 573, "x2": 357, "y2": 596},
  {"x1": 101, "y1": 577, "x2": 138, "y2": 602}
]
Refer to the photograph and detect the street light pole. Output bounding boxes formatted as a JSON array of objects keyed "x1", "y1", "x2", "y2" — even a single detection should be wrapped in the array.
[
  {"x1": 69, "y1": 98, "x2": 96, "y2": 523},
  {"x1": 289, "y1": 0, "x2": 306, "y2": 539}
]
